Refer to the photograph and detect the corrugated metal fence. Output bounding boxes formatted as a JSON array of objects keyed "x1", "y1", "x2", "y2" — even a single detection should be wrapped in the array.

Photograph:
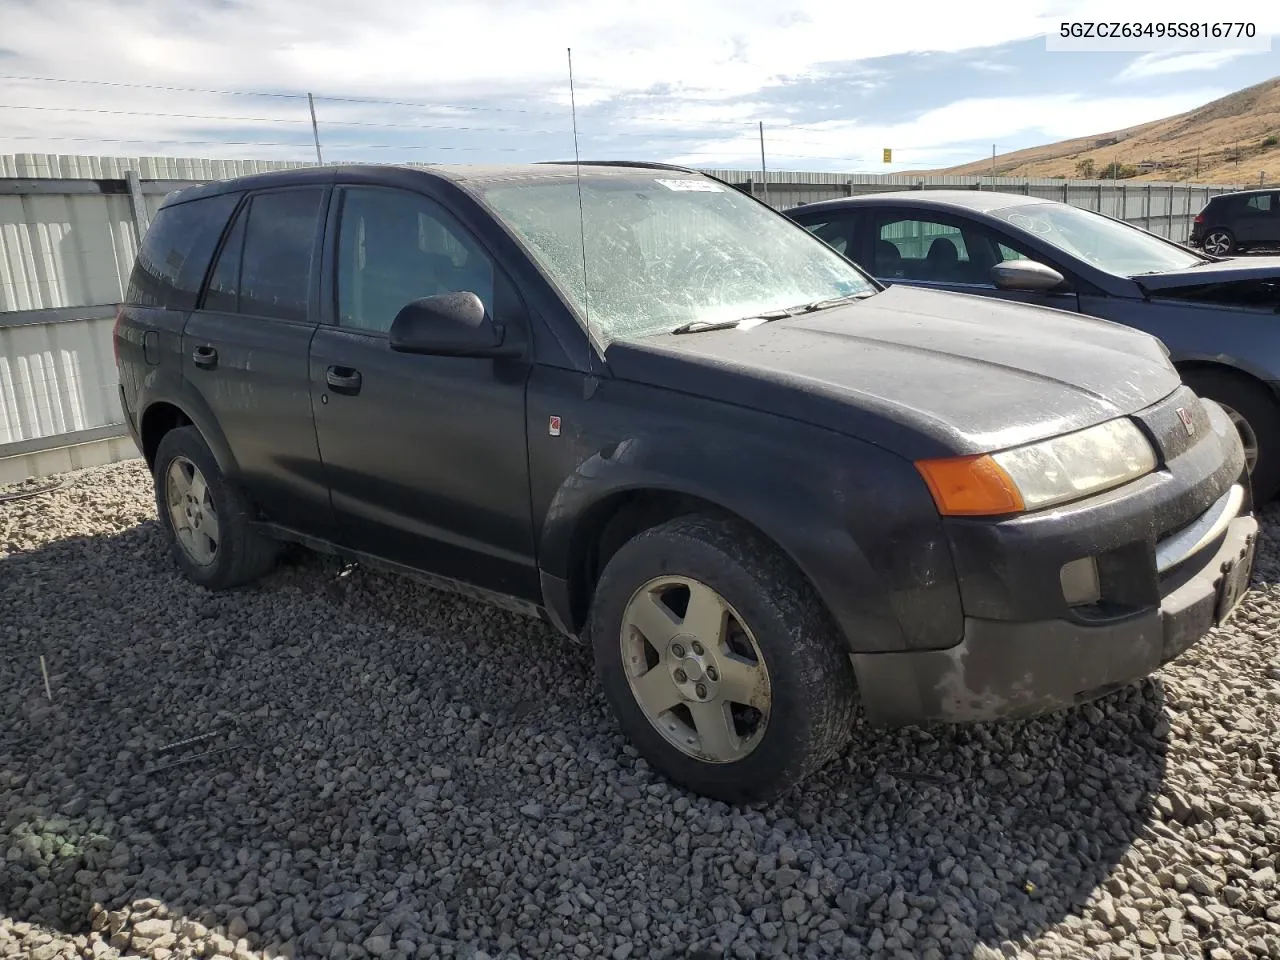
[{"x1": 0, "y1": 152, "x2": 1249, "y2": 483}]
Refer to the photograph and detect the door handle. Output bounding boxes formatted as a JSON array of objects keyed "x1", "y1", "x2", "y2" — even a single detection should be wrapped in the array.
[
  {"x1": 192, "y1": 345, "x2": 218, "y2": 370},
  {"x1": 326, "y1": 365, "x2": 362, "y2": 395}
]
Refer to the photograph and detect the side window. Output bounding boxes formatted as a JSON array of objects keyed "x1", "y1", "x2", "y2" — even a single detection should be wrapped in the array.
[
  {"x1": 202, "y1": 206, "x2": 246, "y2": 313},
  {"x1": 996, "y1": 242, "x2": 1030, "y2": 263},
  {"x1": 336, "y1": 187, "x2": 497, "y2": 334},
  {"x1": 125, "y1": 193, "x2": 239, "y2": 310},
  {"x1": 213, "y1": 188, "x2": 325, "y2": 322},
  {"x1": 1245, "y1": 194, "x2": 1272, "y2": 212},
  {"x1": 877, "y1": 218, "x2": 970, "y2": 282}
]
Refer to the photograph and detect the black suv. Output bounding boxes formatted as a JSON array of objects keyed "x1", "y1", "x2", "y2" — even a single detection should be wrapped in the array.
[
  {"x1": 1191, "y1": 188, "x2": 1280, "y2": 255},
  {"x1": 116, "y1": 162, "x2": 1255, "y2": 803}
]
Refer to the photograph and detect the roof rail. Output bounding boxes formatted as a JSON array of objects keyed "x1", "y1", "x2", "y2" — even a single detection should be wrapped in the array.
[{"x1": 537, "y1": 159, "x2": 702, "y2": 175}]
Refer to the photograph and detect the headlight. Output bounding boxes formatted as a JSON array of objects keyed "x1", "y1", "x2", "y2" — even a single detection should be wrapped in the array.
[{"x1": 916, "y1": 418, "x2": 1158, "y2": 516}]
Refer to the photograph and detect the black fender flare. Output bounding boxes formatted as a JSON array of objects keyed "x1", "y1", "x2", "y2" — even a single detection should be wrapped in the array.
[
  {"x1": 537, "y1": 431, "x2": 963, "y2": 655},
  {"x1": 139, "y1": 383, "x2": 241, "y2": 479}
]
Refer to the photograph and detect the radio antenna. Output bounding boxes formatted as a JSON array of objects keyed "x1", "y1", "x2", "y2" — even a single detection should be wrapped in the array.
[{"x1": 567, "y1": 46, "x2": 596, "y2": 360}]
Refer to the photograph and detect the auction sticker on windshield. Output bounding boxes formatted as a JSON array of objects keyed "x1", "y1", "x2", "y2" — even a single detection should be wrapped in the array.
[{"x1": 654, "y1": 179, "x2": 723, "y2": 192}]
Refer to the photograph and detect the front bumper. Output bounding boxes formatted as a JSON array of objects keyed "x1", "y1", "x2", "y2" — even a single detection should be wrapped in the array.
[
  {"x1": 852, "y1": 511, "x2": 1256, "y2": 725},
  {"x1": 851, "y1": 386, "x2": 1255, "y2": 727}
]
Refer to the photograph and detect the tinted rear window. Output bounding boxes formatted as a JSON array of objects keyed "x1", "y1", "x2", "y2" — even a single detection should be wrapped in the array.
[
  {"x1": 239, "y1": 189, "x2": 324, "y2": 322},
  {"x1": 125, "y1": 193, "x2": 239, "y2": 310}
]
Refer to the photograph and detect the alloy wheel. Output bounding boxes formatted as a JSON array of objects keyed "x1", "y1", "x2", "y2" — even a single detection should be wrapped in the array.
[
  {"x1": 1218, "y1": 402, "x2": 1260, "y2": 475},
  {"x1": 619, "y1": 575, "x2": 771, "y2": 763},
  {"x1": 1203, "y1": 230, "x2": 1233, "y2": 256},
  {"x1": 165, "y1": 456, "x2": 221, "y2": 566}
]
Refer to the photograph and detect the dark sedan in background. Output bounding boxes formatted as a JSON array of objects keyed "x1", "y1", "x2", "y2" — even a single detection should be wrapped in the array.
[{"x1": 786, "y1": 191, "x2": 1280, "y2": 500}]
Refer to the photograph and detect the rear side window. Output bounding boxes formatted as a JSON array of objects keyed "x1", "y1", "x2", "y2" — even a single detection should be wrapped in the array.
[
  {"x1": 1245, "y1": 194, "x2": 1272, "y2": 212},
  {"x1": 125, "y1": 193, "x2": 239, "y2": 310},
  {"x1": 202, "y1": 188, "x2": 324, "y2": 322}
]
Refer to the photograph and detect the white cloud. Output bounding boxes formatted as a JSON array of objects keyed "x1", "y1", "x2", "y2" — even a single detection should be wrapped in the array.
[
  {"x1": 0, "y1": 0, "x2": 1275, "y2": 162},
  {"x1": 1117, "y1": 50, "x2": 1263, "y2": 81},
  {"x1": 668, "y1": 89, "x2": 1229, "y2": 170}
]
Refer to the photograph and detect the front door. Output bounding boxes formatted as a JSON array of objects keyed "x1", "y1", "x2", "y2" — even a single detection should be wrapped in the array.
[
  {"x1": 869, "y1": 210, "x2": 1080, "y2": 312},
  {"x1": 309, "y1": 184, "x2": 539, "y2": 600}
]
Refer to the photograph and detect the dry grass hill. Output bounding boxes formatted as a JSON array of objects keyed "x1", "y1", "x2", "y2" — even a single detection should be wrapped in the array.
[{"x1": 922, "y1": 76, "x2": 1280, "y2": 184}]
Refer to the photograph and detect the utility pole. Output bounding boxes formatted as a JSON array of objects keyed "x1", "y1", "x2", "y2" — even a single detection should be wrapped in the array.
[
  {"x1": 758, "y1": 122, "x2": 768, "y2": 205},
  {"x1": 307, "y1": 93, "x2": 323, "y2": 165}
]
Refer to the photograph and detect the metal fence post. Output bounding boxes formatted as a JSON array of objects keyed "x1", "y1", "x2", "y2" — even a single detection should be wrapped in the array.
[
  {"x1": 1062, "y1": 183, "x2": 1069, "y2": 203},
  {"x1": 1096, "y1": 182, "x2": 1104, "y2": 213},
  {"x1": 1168, "y1": 184, "x2": 1175, "y2": 239},
  {"x1": 1144, "y1": 184, "x2": 1151, "y2": 232},
  {"x1": 125, "y1": 170, "x2": 150, "y2": 242}
]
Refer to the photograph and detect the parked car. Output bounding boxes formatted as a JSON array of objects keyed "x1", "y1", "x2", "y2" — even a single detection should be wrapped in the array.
[
  {"x1": 1189, "y1": 187, "x2": 1280, "y2": 255},
  {"x1": 785, "y1": 191, "x2": 1280, "y2": 500},
  {"x1": 116, "y1": 163, "x2": 1255, "y2": 803}
]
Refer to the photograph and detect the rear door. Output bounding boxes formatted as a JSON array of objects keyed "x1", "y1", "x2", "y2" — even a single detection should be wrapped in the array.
[
  {"x1": 867, "y1": 208, "x2": 1081, "y2": 311},
  {"x1": 116, "y1": 192, "x2": 241, "y2": 439},
  {"x1": 308, "y1": 183, "x2": 538, "y2": 600},
  {"x1": 1235, "y1": 192, "x2": 1280, "y2": 246},
  {"x1": 182, "y1": 186, "x2": 335, "y2": 538}
]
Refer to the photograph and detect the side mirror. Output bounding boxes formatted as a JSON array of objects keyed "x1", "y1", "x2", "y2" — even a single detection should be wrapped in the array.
[
  {"x1": 388, "y1": 292, "x2": 519, "y2": 358},
  {"x1": 990, "y1": 259, "x2": 1066, "y2": 292}
]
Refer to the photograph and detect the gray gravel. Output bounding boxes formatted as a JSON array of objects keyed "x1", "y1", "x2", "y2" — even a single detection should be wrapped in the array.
[{"x1": 2, "y1": 458, "x2": 1279, "y2": 960}]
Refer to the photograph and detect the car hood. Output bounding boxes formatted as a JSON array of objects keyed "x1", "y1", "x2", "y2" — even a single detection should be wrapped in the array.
[
  {"x1": 1136, "y1": 255, "x2": 1280, "y2": 291},
  {"x1": 606, "y1": 284, "x2": 1180, "y2": 461}
]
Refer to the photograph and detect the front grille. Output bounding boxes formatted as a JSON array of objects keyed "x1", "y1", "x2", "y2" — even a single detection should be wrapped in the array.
[{"x1": 1131, "y1": 385, "x2": 1212, "y2": 467}]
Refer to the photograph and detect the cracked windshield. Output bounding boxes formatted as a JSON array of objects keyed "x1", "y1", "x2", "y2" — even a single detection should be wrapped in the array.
[{"x1": 479, "y1": 173, "x2": 875, "y2": 342}]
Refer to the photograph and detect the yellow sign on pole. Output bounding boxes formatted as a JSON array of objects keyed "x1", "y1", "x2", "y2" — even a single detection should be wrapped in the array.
[{"x1": 883, "y1": 148, "x2": 892, "y2": 164}]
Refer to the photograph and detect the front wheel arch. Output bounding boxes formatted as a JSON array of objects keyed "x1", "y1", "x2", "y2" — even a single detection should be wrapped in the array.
[{"x1": 1177, "y1": 362, "x2": 1280, "y2": 501}]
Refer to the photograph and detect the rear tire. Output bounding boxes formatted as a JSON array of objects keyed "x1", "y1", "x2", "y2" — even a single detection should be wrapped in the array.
[
  {"x1": 588, "y1": 514, "x2": 858, "y2": 804},
  {"x1": 1182, "y1": 369, "x2": 1280, "y2": 502},
  {"x1": 1203, "y1": 228, "x2": 1235, "y2": 256},
  {"x1": 152, "y1": 426, "x2": 279, "y2": 589}
]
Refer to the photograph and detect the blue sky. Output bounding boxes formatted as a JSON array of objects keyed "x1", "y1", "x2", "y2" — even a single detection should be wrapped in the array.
[{"x1": 0, "y1": 0, "x2": 1277, "y2": 172}]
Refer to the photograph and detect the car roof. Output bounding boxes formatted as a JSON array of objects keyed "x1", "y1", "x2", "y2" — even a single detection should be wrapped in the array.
[
  {"x1": 790, "y1": 190, "x2": 1057, "y2": 217},
  {"x1": 1209, "y1": 188, "x2": 1275, "y2": 199},
  {"x1": 161, "y1": 161, "x2": 714, "y2": 208}
]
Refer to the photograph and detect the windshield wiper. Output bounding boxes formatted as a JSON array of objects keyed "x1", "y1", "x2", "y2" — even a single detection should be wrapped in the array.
[
  {"x1": 670, "y1": 310, "x2": 790, "y2": 334},
  {"x1": 669, "y1": 293, "x2": 872, "y2": 335},
  {"x1": 796, "y1": 292, "x2": 875, "y2": 312}
]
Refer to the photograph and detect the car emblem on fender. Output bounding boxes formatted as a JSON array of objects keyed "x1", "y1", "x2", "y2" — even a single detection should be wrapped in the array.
[{"x1": 1176, "y1": 407, "x2": 1195, "y2": 437}]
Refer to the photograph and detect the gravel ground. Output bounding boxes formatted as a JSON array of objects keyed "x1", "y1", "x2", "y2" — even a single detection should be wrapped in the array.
[{"x1": 2, "y1": 458, "x2": 1279, "y2": 960}]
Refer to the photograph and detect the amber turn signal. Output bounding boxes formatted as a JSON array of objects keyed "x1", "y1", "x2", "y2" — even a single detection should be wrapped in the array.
[{"x1": 915, "y1": 454, "x2": 1026, "y2": 516}]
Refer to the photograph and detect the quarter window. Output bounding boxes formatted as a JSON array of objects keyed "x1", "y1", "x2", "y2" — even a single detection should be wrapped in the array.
[
  {"x1": 125, "y1": 193, "x2": 239, "y2": 310},
  {"x1": 336, "y1": 187, "x2": 497, "y2": 334},
  {"x1": 1245, "y1": 194, "x2": 1272, "y2": 212}
]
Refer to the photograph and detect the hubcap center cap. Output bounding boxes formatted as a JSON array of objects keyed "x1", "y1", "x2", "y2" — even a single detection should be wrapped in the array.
[{"x1": 668, "y1": 636, "x2": 718, "y2": 702}]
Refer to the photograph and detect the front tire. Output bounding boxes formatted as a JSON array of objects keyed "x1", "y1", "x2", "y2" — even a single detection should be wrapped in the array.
[
  {"x1": 1182, "y1": 369, "x2": 1280, "y2": 502},
  {"x1": 152, "y1": 426, "x2": 279, "y2": 589},
  {"x1": 589, "y1": 515, "x2": 858, "y2": 804}
]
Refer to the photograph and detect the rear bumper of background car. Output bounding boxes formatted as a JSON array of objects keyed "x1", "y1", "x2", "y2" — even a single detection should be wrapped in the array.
[{"x1": 852, "y1": 510, "x2": 1255, "y2": 726}]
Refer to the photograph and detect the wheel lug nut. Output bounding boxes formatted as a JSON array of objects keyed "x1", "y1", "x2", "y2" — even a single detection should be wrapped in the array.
[
  {"x1": 674, "y1": 669, "x2": 688, "y2": 683},
  {"x1": 695, "y1": 683, "x2": 707, "y2": 699},
  {"x1": 691, "y1": 641, "x2": 704, "y2": 655},
  {"x1": 706, "y1": 666, "x2": 718, "y2": 681},
  {"x1": 672, "y1": 643, "x2": 685, "y2": 658}
]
